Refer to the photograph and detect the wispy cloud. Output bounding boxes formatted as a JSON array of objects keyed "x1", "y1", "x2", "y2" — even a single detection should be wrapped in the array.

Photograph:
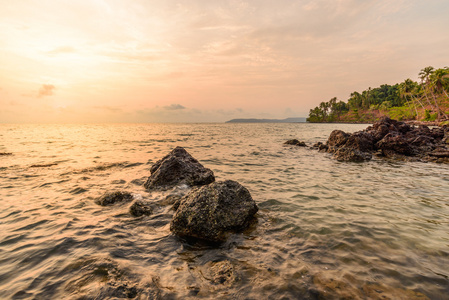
[
  {"x1": 164, "y1": 104, "x2": 186, "y2": 110},
  {"x1": 37, "y1": 84, "x2": 55, "y2": 97},
  {"x1": 92, "y1": 105, "x2": 123, "y2": 113},
  {"x1": 46, "y1": 46, "x2": 76, "y2": 56}
]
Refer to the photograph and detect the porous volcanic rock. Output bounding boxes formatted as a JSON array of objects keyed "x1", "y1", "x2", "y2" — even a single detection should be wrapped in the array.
[
  {"x1": 321, "y1": 117, "x2": 449, "y2": 163},
  {"x1": 170, "y1": 180, "x2": 258, "y2": 242},
  {"x1": 375, "y1": 133, "x2": 414, "y2": 156},
  {"x1": 333, "y1": 148, "x2": 372, "y2": 162},
  {"x1": 95, "y1": 191, "x2": 133, "y2": 206},
  {"x1": 144, "y1": 146, "x2": 215, "y2": 190},
  {"x1": 327, "y1": 130, "x2": 350, "y2": 148}
]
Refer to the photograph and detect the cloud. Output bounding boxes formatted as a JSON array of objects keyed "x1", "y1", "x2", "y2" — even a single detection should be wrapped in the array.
[
  {"x1": 92, "y1": 105, "x2": 123, "y2": 113},
  {"x1": 164, "y1": 104, "x2": 186, "y2": 110},
  {"x1": 46, "y1": 46, "x2": 76, "y2": 55},
  {"x1": 37, "y1": 84, "x2": 55, "y2": 97}
]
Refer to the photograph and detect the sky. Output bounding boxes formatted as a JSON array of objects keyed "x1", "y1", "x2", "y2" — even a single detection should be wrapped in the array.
[{"x1": 1, "y1": 0, "x2": 448, "y2": 123}]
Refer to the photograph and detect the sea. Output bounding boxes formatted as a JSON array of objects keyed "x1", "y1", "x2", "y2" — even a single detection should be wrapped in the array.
[{"x1": 0, "y1": 123, "x2": 448, "y2": 299}]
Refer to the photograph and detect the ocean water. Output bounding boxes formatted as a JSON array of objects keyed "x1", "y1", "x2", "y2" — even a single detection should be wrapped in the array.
[{"x1": 0, "y1": 123, "x2": 448, "y2": 299}]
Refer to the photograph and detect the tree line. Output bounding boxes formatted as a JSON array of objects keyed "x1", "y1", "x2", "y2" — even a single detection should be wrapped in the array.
[{"x1": 307, "y1": 66, "x2": 449, "y2": 122}]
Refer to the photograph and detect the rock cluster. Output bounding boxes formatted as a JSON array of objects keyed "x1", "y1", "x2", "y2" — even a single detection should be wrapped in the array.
[
  {"x1": 144, "y1": 146, "x2": 215, "y2": 190},
  {"x1": 319, "y1": 117, "x2": 449, "y2": 162},
  {"x1": 134, "y1": 146, "x2": 258, "y2": 242}
]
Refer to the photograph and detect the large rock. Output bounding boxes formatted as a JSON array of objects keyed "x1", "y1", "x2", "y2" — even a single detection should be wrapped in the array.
[
  {"x1": 376, "y1": 133, "x2": 414, "y2": 156},
  {"x1": 344, "y1": 131, "x2": 374, "y2": 152},
  {"x1": 170, "y1": 180, "x2": 258, "y2": 242},
  {"x1": 327, "y1": 130, "x2": 349, "y2": 148},
  {"x1": 144, "y1": 146, "x2": 215, "y2": 190}
]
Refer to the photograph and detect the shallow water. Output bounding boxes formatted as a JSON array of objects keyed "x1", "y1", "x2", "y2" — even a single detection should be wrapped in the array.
[{"x1": 0, "y1": 123, "x2": 448, "y2": 299}]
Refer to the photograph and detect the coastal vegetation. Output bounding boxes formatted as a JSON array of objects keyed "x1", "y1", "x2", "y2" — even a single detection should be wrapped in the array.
[{"x1": 307, "y1": 66, "x2": 449, "y2": 124}]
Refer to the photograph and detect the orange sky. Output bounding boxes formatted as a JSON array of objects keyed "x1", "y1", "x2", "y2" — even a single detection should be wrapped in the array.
[{"x1": 1, "y1": 0, "x2": 448, "y2": 123}]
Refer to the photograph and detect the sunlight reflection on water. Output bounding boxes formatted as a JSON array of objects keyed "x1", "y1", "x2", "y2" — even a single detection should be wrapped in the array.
[{"x1": 0, "y1": 123, "x2": 448, "y2": 299}]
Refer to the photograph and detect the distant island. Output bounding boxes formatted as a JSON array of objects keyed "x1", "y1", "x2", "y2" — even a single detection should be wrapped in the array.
[{"x1": 226, "y1": 117, "x2": 306, "y2": 123}]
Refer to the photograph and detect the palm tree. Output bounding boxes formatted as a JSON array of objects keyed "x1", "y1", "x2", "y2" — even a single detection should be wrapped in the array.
[
  {"x1": 429, "y1": 68, "x2": 449, "y2": 120},
  {"x1": 419, "y1": 66, "x2": 444, "y2": 121},
  {"x1": 399, "y1": 80, "x2": 418, "y2": 119},
  {"x1": 430, "y1": 68, "x2": 449, "y2": 99}
]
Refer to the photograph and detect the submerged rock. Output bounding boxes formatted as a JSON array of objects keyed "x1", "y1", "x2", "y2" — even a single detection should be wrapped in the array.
[
  {"x1": 209, "y1": 260, "x2": 239, "y2": 285},
  {"x1": 170, "y1": 180, "x2": 258, "y2": 242},
  {"x1": 284, "y1": 139, "x2": 306, "y2": 147},
  {"x1": 95, "y1": 191, "x2": 133, "y2": 206},
  {"x1": 30, "y1": 163, "x2": 58, "y2": 168},
  {"x1": 144, "y1": 146, "x2": 215, "y2": 190},
  {"x1": 129, "y1": 200, "x2": 153, "y2": 217}
]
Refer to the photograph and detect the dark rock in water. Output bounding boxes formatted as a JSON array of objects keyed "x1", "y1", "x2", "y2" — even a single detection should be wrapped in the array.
[
  {"x1": 129, "y1": 200, "x2": 153, "y2": 217},
  {"x1": 144, "y1": 146, "x2": 215, "y2": 190},
  {"x1": 318, "y1": 143, "x2": 329, "y2": 152},
  {"x1": 162, "y1": 195, "x2": 183, "y2": 211},
  {"x1": 333, "y1": 148, "x2": 372, "y2": 162},
  {"x1": 344, "y1": 131, "x2": 374, "y2": 152},
  {"x1": 284, "y1": 139, "x2": 306, "y2": 147},
  {"x1": 429, "y1": 150, "x2": 449, "y2": 158},
  {"x1": 170, "y1": 180, "x2": 258, "y2": 242},
  {"x1": 109, "y1": 284, "x2": 139, "y2": 298},
  {"x1": 376, "y1": 133, "x2": 413, "y2": 156},
  {"x1": 319, "y1": 116, "x2": 449, "y2": 163},
  {"x1": 312, "y1": 142, "x2": 328, "y2": 152},
  {"x1": 160, "y1": 194, "x2": 182, "y2": 206},
  {"x1": 95, "y1": 191, "x2": 133, "y2": 206},
  {"x1": 30, "y1": 163, "x2": 58, "y2": 168},
  {"x1": 328, "y1": 130, "x2": 349, "y2": 148}
]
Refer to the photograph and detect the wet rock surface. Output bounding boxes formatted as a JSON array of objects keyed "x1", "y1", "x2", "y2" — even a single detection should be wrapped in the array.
[
  {"x1": 129, "y1": 200, "x2": 153, "y2": 217},
  {"x1": 322, "y1": 117, "x2": 449, "y2": 163},
  {"x1": 284, "y1": 139, "x2": 307, "y2": 147},
  {"x1": 333, "y1": 147, "x2": 372, "y2": 162},
  {"x1": 95, "y1": 191, "x2": 134, "y2": 206},
  {"x1": 170, "y1": 180, "x2": 258, "y2": 242},
  {"x1": 144, "y1": 146, "x2": 215, "y2": 190}
]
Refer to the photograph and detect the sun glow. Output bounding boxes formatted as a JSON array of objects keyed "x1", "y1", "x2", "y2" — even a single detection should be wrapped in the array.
[{"x1": 1, "y1": 1, "x2": 448, "y2": 123}]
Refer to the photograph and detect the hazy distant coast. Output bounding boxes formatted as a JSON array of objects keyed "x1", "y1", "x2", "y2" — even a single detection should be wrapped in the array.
[{"x1": 226, "y1": 117, "x2": 306, "y2": 123}]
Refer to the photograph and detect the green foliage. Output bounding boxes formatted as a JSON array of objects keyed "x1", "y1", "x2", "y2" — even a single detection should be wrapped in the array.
[
  {"x1": 424, "y1": 110, "x2": 437, "y2": 121},
  {"x1": 307, "y1": 65, "x2": 449, "y2": 122},
  {"x1": 306, "y1": 97, "x2": 348, "y2": 122},
  {"x1": 379, "y1": 101, "x2": 392, "y2": 110},
  {"x1": 388, "y1": 106, "x2": 416, "y2": 121}
]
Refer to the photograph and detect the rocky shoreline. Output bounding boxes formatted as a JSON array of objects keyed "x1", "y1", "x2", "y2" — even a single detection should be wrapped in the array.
[{"x1": 311, "y1": 117, "x2": 449, "y2": 163}]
